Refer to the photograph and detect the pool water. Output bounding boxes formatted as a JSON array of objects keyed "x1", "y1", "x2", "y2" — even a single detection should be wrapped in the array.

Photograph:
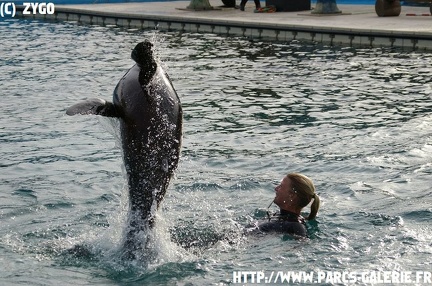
[{"x1": 1, "y1": 18, "x2": 432, "y2": 285}]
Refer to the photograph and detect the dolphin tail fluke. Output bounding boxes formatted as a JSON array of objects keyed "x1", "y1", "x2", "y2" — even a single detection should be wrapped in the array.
[{"x1": 66, "y1": 98, "x2": 120, "y2": 117}]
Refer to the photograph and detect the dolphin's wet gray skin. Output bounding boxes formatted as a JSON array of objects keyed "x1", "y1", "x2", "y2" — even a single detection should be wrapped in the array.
[{"x1": 67, "y1": 40, "x2": 182, "y2": 259}]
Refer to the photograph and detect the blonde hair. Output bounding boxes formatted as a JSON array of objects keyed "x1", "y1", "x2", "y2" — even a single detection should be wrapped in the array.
[{"x1": 287, "y1": 173, "x2": 320, "y2": 220}]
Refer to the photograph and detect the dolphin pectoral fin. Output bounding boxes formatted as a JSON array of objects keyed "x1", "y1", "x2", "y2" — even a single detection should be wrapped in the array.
[{"x1": 66, "y1": 98, "x2": 119, "y2": 117}]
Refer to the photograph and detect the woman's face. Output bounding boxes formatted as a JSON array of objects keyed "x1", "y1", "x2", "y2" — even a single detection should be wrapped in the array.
[{"x1": 273, "y1": 176, "x2": 298, "y2": 208}]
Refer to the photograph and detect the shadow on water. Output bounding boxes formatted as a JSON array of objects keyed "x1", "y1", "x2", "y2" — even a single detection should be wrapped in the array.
[
  {"x1": 60, "y1": 244, "x2": 206, "y2": 285},
  {"x1": 55, "y1": 258, "x2": 201, "y2": 285}
]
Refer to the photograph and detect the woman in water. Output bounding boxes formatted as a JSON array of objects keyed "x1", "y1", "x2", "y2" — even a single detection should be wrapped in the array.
[{"x1": 248, "y1": 173, "x2": 320, "y2": 237}]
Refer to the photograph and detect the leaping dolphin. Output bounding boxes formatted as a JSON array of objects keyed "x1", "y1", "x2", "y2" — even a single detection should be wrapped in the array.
[{"x1": 66, "y1": 40, "x2": 182, "y2": 258}]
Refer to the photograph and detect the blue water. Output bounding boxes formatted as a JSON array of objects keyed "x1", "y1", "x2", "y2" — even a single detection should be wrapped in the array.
[{"x1": 1, "y1": 18, "x2": 432, "y2": 285}]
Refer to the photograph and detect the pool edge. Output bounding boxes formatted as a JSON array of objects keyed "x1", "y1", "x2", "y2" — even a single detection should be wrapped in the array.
[{"x1": 14, "y1": 3, "x2": 432, "y2": 51}]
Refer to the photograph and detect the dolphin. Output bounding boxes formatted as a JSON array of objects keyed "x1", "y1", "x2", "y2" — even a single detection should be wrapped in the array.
[{"x1": 66, "y1": 40, "x2": 182, "y2": 258}]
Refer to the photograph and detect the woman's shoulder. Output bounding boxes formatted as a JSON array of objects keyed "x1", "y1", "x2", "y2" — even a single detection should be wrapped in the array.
[
  {"x1": 244, "y1": 210, "x2": 308, "y2": 237},
  {"x1": 257, "y1": 220, "x2": 307, "y2": 237}
]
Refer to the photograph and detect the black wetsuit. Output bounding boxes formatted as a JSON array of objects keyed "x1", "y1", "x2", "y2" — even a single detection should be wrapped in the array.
[{"x1": 249, "y1": 209, "x2": 307, "y2": 237}]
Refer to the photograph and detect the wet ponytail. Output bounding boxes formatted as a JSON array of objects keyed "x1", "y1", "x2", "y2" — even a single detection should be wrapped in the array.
[
  {"x1": 287, "y1": 173, "x2": 320, "y2": 221},
  {"x1": 307, "y1": 193, "x2": 320, "y2": 220}
]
